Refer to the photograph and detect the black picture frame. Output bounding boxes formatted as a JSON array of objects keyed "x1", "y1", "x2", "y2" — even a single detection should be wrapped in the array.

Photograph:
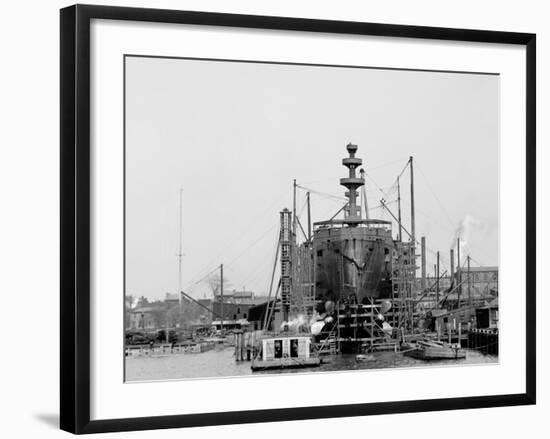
[{"x1": 60, "y1": 4, "x2": 536, "y2": 434}]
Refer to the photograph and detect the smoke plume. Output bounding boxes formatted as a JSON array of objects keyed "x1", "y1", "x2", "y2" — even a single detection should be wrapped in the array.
[
  {"x1": 452, "y1": 215, "x2": 482, "y2": 252},
  {"x1": 282, "y1": 312, "x2": 322, "y2": 333}
]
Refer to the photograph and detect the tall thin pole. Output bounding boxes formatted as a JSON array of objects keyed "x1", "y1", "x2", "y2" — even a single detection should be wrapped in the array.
[
  {"x1": 409, "y1": 157, "x2": 416, "y2": 327},
  {"x1": 436, "y1": 252, "x2": 440, "y2": 304},
  {"x1": 359, "y1": 168, "x2": 369, "y2": 220},
  {"x1": 467, "y1": 256, "x2": 472, "y2": 310},
  {"x1": 263, "y1": 232, "x2": 281, "y2": 330},
  {"x1": 421, "y1": 236, "x2": 426, "y2": 290},
  {"x1": 265, "y1": 280, "x2": 281, "y2": 334},
  {"x1": 397, "y1": 176, "x2": 403, "y2": 242},
  {"x1": 409, "y1": 157, "x2": 416, "y2": 247},
  {"x1": 306, "y1": 191, "x2": 311, "y2": 242},
  {"x1": 457, "y1": 238, "x2": 461, "y2": 308},
  {"x1": 293, "y1": 179, "x2": 297, "y2": 243},
  {"x1": 220, "y1": 264, "x2": 224, "y2": 334},
  {"x1": 450, "y1": 249, "x2": 455, "y2": 284},
  {"x1": 178, "y1": 188, "x2": 183, "y2": 327},
  {"x1": 292, "y1": 181, "x2": 297, "y2": 310}
]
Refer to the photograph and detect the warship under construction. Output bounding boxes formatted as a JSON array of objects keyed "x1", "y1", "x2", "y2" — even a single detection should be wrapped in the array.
[
  {"x1": 242, "y1": 142, "x2": 496, "y2": 364},
  {"x1": 250, "y1": 143, "x2": 419, "y2": 356},
  {"x1": 311, "y1": 143, "x2": 394, "y2": 305}
]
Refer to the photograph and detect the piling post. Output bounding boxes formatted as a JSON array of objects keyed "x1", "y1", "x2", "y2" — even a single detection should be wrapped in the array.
[
  {"x1": 240, "y1": 333, "x2": 244, "y2": 361},
  {"x1": 241, "y1": 333, "x2": 245, "y2": 361},
  {"x1": 238, "y1": 333, "x2": 242, "y2": 361},
  {"x1": 458, "y1": 322, "x2": 462, "y2": 348},
  {"x1": 337, "y1": 301, "x2": 341, "y2": 354},
  {"x1": 239, "y1": 333, "x2": 243, "y2": 361},
  {"x1": 370, "y1": 298, "x2": 374, "y2": 350}
]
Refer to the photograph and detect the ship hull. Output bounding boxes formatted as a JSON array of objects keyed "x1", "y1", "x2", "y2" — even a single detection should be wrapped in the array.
[{"x1": 312, "y1": 225, "x2": 393, "y2": 306}]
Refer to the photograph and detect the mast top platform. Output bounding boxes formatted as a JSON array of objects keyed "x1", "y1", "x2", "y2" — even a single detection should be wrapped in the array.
[{"x1": 340, "y1": 143, "x2": 364, "y2": 224}]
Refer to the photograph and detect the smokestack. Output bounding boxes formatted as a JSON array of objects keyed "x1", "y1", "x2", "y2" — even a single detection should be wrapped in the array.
[
  {"x1": 450, "y1": 249, "x2": 455, "y2": 282},
  {"x1": 421, "y1": 236, "x2": 426, "y2": 290},
  {"x1": 457, "y1": 237, "x2": 462, "y2": 307}
]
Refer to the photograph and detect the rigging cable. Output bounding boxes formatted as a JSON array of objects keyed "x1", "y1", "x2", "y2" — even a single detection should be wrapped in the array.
[{"x1": 415, "y1": 161, "x2": 456, "y2": 231}]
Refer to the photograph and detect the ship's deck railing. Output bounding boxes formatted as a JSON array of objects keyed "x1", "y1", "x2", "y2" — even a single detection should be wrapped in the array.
[{"x1": 313, "y1": 218, "x2": 392, "y2": 232}]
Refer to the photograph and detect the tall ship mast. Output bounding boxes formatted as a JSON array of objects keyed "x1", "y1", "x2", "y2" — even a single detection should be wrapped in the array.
[{"x1": 311, "y1": 143, "x2": 394, "y2": 307}]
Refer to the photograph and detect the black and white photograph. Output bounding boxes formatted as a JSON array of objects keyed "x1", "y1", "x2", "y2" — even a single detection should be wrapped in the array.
[
  {"x1": 0, "y1": 0, "x2": 544, "y2": 436},
  {"x1": 124, "y1": 56, "x2": 500, "y2": 381}
]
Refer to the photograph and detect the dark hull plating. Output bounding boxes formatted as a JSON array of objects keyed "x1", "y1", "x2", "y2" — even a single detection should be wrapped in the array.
[{"x1": 312, "y1": 225, "x2": 393, "y2": 306}]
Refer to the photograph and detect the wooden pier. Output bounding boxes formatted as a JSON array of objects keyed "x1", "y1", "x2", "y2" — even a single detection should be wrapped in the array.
[{"x1": 468, "y1": 328, "x2": 499, "y2": 355}]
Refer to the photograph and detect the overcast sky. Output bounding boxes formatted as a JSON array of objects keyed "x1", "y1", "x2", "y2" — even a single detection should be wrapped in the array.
[{"x1": 125, "y1": 56, "x2": 499, "y2": 301}]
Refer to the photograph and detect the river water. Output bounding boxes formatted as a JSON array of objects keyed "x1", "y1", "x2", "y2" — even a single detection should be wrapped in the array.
[{"x1": 125, "y1": 346, "x2": 497, "y2": 382}]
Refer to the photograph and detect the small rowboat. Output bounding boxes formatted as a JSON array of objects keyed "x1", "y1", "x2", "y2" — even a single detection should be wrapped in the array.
[{"x1": 403, "y1": 340, "x2": 466, "y2": 360}]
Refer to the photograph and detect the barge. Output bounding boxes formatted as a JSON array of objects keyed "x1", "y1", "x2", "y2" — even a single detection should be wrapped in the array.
[{"x1": 251, "y1": 335, "x2": 321, "y2": 371}]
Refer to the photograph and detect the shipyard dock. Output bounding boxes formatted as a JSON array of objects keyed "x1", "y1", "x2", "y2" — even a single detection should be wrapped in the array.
[{"x1": 125, "y1": 142, "x2": 499, "y2": 378}]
